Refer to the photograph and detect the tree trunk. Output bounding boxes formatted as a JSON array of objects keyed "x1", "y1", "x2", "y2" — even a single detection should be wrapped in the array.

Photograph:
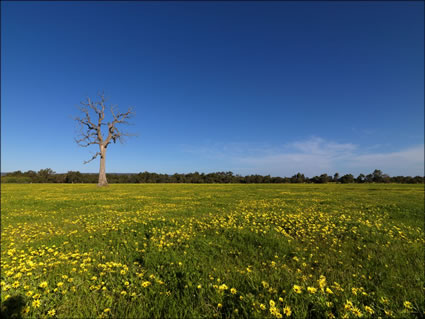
[{"x1": 98, "y1": 145, "x2": 108, "y2": 187}]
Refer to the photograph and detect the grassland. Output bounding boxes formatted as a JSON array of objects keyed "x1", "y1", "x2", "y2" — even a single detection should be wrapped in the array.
[{"x1": 1, "y1": 184, "x2": 424, "y2": 318}]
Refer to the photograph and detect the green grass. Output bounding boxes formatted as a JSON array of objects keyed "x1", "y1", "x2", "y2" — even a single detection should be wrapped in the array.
[{"x1": 1, "y1": 184, "x2": 424, "y2": 318}]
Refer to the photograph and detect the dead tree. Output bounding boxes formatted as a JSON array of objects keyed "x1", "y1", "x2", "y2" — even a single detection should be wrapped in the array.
[{"x1": 75, "y1": 93, "x2": 134, "y2": 187}]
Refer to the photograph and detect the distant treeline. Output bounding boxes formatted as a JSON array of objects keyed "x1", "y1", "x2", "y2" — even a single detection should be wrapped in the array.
[{"x1": 1, "y1": 169, "x2": 424, "y2": 184}]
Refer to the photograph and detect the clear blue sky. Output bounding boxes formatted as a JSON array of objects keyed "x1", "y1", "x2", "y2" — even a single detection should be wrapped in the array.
[{"x1": 1, "y1": 1, "x2": 424, "y2": 177}]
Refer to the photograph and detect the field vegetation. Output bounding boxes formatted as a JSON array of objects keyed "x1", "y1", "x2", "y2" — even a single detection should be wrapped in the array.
[{"x1": 1, "y1": 184, "x2": 424, "y2": 318}]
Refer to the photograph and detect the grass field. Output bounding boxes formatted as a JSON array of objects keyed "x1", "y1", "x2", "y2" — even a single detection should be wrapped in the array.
[{"x1": 1, "y1": 184, "x2": 424, "y2": 318}]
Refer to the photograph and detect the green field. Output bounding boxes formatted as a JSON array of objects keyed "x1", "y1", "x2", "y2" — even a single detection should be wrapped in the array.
[{"x1": 1, "y1": 184, "x2": 424, "y2": 318}]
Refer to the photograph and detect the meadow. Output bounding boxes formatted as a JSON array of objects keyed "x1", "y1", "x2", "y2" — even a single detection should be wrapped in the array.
[{"x1": 1, "y1": 183, "x2": 424, "y2": 318}]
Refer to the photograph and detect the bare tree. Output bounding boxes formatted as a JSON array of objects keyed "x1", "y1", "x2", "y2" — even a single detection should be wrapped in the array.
[{"x1": 75, "y1": 93, "x2": 134, "y2": 187}]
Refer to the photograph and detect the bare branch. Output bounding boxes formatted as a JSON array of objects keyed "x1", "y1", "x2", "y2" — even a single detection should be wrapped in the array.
[
  {"x1": 96, "y1": 93, "x2": 106, "y2": 128},
  {"x1": 98, "y1": 91, "x2": 106, "y2": 115},
  {"x1": 83, "y1": 152, "x2": 101, "y2": 164},
  {"x1": 104, "y1": 106, "x2": 135, "y2": 146},
  {"x1": 75, "y1": 133, "x2": 98, "y2": 147},
  {"x1": 87, "y1": 97, "x2": 101, "y2": 115},
  {"x1": 75, "y1": 118, "x2": 95, "y2": 132},
  {"x1": 111, "y1": 107, "x2": 133, "y2": 124},
  {"x1": 75, "y1": 105, "x2": 100, "y2": 148},
  {"x1": 76, "y1": 105, "x2": 97, "y2": 129}
]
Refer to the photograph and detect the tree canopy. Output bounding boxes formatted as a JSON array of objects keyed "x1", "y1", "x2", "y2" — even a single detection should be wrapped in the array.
[{"x1": 2, "y1": 170, "x2": 423, "y2": 184}]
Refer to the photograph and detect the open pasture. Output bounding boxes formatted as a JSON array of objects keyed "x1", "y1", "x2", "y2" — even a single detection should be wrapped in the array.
[{"x1": 1, "y1": 184, "x2": 424, "y2": 318}]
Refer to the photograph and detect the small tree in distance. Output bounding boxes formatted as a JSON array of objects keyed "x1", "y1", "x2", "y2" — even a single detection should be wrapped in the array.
[{"x1": 75, "y1": 92, "x2": 135, "y2": 187}]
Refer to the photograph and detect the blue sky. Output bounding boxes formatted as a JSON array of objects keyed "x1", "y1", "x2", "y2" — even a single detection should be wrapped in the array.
[{"x1": 1, "y1": 1, "x2": 424, "y2": 177}]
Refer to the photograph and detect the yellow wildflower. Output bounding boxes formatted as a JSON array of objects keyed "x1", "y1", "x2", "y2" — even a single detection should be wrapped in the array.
[
  {"x1": 403, "y1": 301, "x2": 412, "y2": 310},
  {"x1": 283, "y1": 305, "x2": 292, "y2": 317},
  {"x1": 219, "y1": 284, "x2": 228, "y2": 291},
  {"x1": 307, "y1": 287, "x2": 317, "y2": 294},
  {"x1": 318, "y1": 276, "x2": 326, "y2": 289},
  {"x1": 384, "y1": 309, "x2": 393, "y2": 316},
  {"x1": 293, "y1": 285, "x2": 302, "y2": 294},
  {"x1": 39, "y1": 281, "x2": 48, "y2": 288},
  {"x1": 364, "y1": 306, "x2": 374, "y2": 315},
  {"x1": 350, "y1": 306, "x2": 362, "y2": 317}
]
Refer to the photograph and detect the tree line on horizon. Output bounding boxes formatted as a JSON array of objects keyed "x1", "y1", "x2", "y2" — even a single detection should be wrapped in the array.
[{"x1": 1, "y1": 169, "x2": 424, "y2": 184}]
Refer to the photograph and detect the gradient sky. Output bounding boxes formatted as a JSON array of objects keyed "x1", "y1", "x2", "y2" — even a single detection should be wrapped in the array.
[{"x1": 1, "y1": 1, "x2": 424, "y2": 177}]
